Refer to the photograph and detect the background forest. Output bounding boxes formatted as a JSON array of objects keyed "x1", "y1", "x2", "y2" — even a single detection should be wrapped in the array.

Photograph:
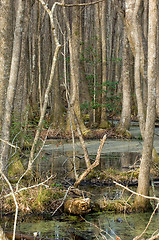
[{"x1": 0, "y1": 0, "x2": 159, "y2": 239}]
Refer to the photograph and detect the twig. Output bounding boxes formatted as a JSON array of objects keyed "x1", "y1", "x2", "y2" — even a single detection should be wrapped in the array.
[
  {"x1": 51, "y1": 186, "x2": 71, "y2": 216},
  {"x1": 1, "y1": 175, "x2": 56, "y2": 199},
  {"x1": 0, "y1": 138, "x2": 20, "y2": 149},
  {"x1": 80, "y1": 216, "x2": 115, "y2": 240},
  {"x1": 113, "y1": 181, "x2": 159, "y2": 202},
  {"x1": 0, "y1": 171, "x2": 18, "y2": 240},
  {"x1": 147, "y1": 233, "x2": 159, "y2": 240},
  {"x1": 16, "y1": 126, "x2": 50, "y2": 191},
  {"x1": 133, "y1": 203, "x2": 159, "y2": 240}
]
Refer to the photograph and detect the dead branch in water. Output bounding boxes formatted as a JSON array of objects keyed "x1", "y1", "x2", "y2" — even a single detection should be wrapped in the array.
[{"x1": 74, "y1": 134, "x2": 107, "y2": 187}]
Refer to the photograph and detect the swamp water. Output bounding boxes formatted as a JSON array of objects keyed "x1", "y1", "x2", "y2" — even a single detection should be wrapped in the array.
[{"x1": 1, "y1": 137, "x2": 159, "y2": 240}]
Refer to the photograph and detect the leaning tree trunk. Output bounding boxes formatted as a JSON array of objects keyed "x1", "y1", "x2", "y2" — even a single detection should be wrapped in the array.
[
  {"x1": 0, "y1": 0, "x2": 24, "y2": 172},
  {"x1": 134, "y1": 0, "x2": 157, "y2": 211}
]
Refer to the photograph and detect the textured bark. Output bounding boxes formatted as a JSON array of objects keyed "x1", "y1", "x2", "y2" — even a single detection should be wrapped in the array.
[
  {"x1": 125, "y1": 0, "x2": 146, "y2": 138},
  {"x1": 65, "y1": 0, "x2": 87, "y2": 132},
  {"x1": 134, "y1": 0, "x2": 157, "y2": 211},
  {"x1": 0, "y1": 0, "x2": 13, "y2": 130},
  {"x1": 100, "y1": 0, "x2": 108, "y2": 127},
  {"x1": 13, "y1": 1, "x2": 31, "y2": 123},
  {"x1": 64, "y1": 198, "x2": 91, "y2": 215},
  {"x1": 118, "y1": 29, "x2": 131, "y2": 131},
  {"x1": 94, "y1": 3, "x2": 102, "y2": 123},
  {"x1": 0, "y1": 0, "x2": 24, "y2": 171}
]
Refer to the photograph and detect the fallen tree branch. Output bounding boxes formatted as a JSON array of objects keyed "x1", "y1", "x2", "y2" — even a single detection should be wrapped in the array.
[
  {"x1": 113, "y1": 181, "x2": 159, "y2": 202},
  {"x1": 73, "y1": 110, "x2": 91, "y2": 168},
  {"x1": 74, "y1": 134, "x2": 107, "y2": 187}
]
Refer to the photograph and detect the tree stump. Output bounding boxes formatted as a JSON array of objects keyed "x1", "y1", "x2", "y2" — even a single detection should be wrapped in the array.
[{"x1": 64, "y1": 198, "x2": 91, "y2": 215}]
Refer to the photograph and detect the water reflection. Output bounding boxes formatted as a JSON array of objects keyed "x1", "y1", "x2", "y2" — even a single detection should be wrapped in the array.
[
  {"x1": 2, "y1": 211, "x2": 159, "y2": 240},
  {"x1": 36, "y1": 149, "x2": 140, "y2": 180}
]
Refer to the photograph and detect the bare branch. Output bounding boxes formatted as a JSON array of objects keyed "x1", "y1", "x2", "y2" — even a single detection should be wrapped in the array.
[
  {"x1": 1, "y1": 175, "x2": 56, "y2": 199},
  {"x1": 114, "y1": 181, "x2": 159, "y2": 202},
  {"x1": 133, "y1": 203, "x2": 159, "y2": 240},
  {"x1": 0, "y1": 171, "x2": 18, "y2": 240},
  {"x1": 56, "y1": 0, "x2": 105, "y2": 7},
  {"x1": 74, "y1": 134, "x2": 107, "y2": 187}
]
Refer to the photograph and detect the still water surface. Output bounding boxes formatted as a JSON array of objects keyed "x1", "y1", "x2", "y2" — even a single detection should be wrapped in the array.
[{"x1": 1, "y1": 139, "x2": 159, "y2": 240}]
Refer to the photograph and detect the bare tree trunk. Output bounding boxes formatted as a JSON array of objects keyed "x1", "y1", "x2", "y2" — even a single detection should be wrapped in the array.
[
  {"x1": 0, "y1": 0, "x2": 24, "y2": 171},
  {"x1": 0, "y1": 0, "x2": 13, "y2": 130},
  {"x1": 118, "y1": 29, "x2": 131, "y2": 132},
  {"x1": 27, "y1": 0, "x2": 61, "y2": 171},
  {"x1": 99, "y1": 0, "x2": 108, "y2": 128},
  {"x1": 134, "y1": 0, "x2": 157, "y2": 211},
  {"x1": 65, "y1": 0, "x2": 87, "y2": 132}
]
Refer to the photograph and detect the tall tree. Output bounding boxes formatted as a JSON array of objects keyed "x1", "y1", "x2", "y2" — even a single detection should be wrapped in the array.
[
  {"x1": 64, "y1": 0, "x2": 87, "y2": 132},
  {"x1": 0, "y1": 0, "x2": 13, "y2": 130},
  {"x1": 0, "y1": 0, "x2": 25, "y2": 171},
  {"x1": 117, "y1": 29, "x2": 131, "y2": 133},
  {"x1": 99, "y1": 0, "x2": 108, "y2": 128},
  {"x1": 134, "y1": 0, "x2": 157, "y2": 211}
]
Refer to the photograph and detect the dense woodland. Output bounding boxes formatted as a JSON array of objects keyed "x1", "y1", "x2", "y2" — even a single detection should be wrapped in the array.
[{"x1": 0, "y1": 0, "x2": 159, "y2": 239}]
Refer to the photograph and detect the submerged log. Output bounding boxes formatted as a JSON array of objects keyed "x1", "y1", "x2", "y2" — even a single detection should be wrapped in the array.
[{"x1": 64, "y1": 198, "x2": 91, "y2": 215}]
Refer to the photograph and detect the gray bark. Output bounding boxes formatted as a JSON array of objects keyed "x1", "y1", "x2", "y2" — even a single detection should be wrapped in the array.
[
  {"x1": 0, "y1": 0, "x2": 13, "y2": 130},
  {"x1": 0, "y1": 0, "x2": 24, "y2": 171},
  {"x1": 135, "y1": 0, "x2": 157, "y2": 210}
]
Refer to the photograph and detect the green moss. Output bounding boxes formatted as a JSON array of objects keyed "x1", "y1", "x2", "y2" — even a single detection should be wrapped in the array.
[
  {"x1": 99, "y1": 121, "x2": 111, "y2": 129},
  {"x1": 8, "y1": 157, "x2": 25, "y2": 180}
]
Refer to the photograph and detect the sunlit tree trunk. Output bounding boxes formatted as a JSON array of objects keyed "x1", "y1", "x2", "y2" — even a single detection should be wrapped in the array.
[
  {"x1": 125, "y1": 0, "x2": 146, "y2": 138},
  {"x1": 134, "y1": 0, "x2": 157, "y2": 211},
  {"x1": 156, "y1": 8, "x2": 159, "y2": 118},
  {"x1": 99, "y1": 0, "x2": 108, "y2": 128},
  {"x1": 0, "y1": 0, "x2": 24, "y2": 172},
  {"x1": 0, "y1": 0, "x2": 13, "y2": 130},
  {"x1": 117, "y1": 29, "x2": 131, "y2": 132}
]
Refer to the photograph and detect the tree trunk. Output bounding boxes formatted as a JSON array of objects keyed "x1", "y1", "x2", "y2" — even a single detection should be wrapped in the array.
[
  {"x1": 117, "y1": 29, "x2": 131, "y2": 132},
  {"x1": 134, "y1": 0, "x2": 157, "y2": 211},
  {"x1": 65, "y1": 0, "x2": 87, "y2": 132},
  {"x1": 0, "y1": 0, "x2": 24, "y2": 171},
  {"x1": 99, "y1": 0, "x2": 108, "y2": 128},
  {"x1": 0, "y1": 0, "x2": 13, "y2": 130}
]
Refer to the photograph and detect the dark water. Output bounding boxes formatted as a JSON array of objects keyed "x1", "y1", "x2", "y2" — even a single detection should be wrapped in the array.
[
  {"x1": 1, "y1": 145, "x2": 159, "y2": 240},
  {"x1": 2, "y1": 210, "x2": 159, "y2": 239}
]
